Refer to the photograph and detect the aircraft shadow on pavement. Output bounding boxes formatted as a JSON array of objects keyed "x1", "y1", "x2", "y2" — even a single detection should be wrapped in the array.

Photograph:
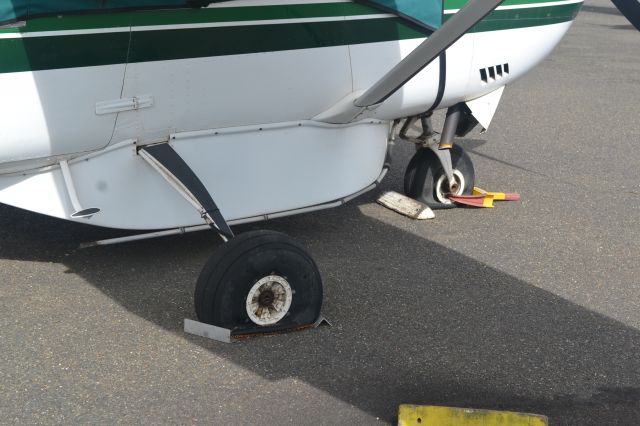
[{"x1": 1, "y1": 173, "x2": 639, "y2": 425}]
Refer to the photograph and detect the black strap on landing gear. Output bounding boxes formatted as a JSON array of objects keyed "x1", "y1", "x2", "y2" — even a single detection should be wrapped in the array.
[{"x1": 139, "y1": 143, "x2": 234, "y2": 240}]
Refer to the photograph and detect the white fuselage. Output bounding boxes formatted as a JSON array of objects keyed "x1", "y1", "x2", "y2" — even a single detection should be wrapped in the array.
[{"x1": 0, "y1": 0, "x2": 581, "y2": 229}]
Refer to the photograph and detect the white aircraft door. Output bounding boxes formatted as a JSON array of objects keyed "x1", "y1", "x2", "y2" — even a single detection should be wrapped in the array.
[
  {"x1": 0, "y1": 18, "x2": 129, "y2": 163},
  {"x1": 110, "y1": 3, "x2": 354, "y2": 144}
]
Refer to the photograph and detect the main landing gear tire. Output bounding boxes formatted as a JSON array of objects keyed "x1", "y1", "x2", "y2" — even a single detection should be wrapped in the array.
[
  {"x1": 195, "y1": 230, "x2": 323, "y2": 333},
  {"x1": 404, "y1": 144, "x2": 475, "y2": 209}
]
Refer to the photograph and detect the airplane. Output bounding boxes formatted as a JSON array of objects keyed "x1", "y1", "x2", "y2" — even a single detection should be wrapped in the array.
[{"x1": 0, "y1": 0, "x2": 584, "y2": 339}]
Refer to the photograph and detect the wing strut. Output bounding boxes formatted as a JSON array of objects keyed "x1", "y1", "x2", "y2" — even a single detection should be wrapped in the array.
[
  {"x1": 612, "y1": 0, "x2": 640, "y2": 31},
  {"x1": 355, "y1": 0, "x2": 505, "y2": 108},
  {"x1": 318, "y1": 0, "x2": 504, "y2": 124},
  {"x1": 138, "y1": 143, "x2": 234, "y2": 241}
]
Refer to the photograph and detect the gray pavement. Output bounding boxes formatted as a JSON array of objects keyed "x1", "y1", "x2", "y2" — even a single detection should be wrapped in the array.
[{"x1": 1, "y1": 1, "x2": 639, "y2": 424}]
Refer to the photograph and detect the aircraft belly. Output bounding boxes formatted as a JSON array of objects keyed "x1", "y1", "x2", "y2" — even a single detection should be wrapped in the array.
[{"x1": 0, "y1": 120, "x2": 389, "y2": 230}]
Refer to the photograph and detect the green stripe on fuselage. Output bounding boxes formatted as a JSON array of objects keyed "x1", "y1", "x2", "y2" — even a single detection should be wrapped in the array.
[
  {"x1": 0, "y1": 18, "x2": 428, "y2": 74},
  {"x1": 443, "y1": 3, "x2": 582, "y2": 32},
  {"x1": 0, "y1": 2, "x2": 581, "y2": 74},
  {"x1": 0, "y1": 32, "x2": 130, "y2": 73},
  {"x1": 128, "y1": 18, "x2": 427, "y2": 65}
]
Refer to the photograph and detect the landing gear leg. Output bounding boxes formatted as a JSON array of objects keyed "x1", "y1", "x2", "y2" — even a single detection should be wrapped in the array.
[
  {"x1": 403, "y1": 104, "x2": 476, "y2": 209},
  {"x1": 139, "y1": 143, "x2": 323, "y2": 340}
]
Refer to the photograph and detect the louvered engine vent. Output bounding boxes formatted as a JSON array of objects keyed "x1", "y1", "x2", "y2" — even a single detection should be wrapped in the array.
[{"x1": 480, "y1": 63, "x2": 509, "y2": 84}]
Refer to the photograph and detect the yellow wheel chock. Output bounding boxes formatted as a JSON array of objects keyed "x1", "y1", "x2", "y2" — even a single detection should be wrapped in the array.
[
  {"x1": 398, "y1": 405, "x2": 548, "y2": 426},
  {"x1": 472, "y1": 187, "x2": 521, "y2": 201},
  {"x1": 447, "y1": 187, "x2": 521, "y2": 208}
]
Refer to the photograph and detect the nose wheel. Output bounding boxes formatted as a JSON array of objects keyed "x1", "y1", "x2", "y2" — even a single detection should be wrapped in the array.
[
  {"x1": 404, "y1": 144, "x2": 475, "y2": 209},
  {"x1": 195, "y1": 230, "x2": 323, "y2": 335}
]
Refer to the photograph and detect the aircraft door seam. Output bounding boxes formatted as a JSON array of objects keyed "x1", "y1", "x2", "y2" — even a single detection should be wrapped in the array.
[
  {"x1": 108, "y1": 26, "x2": 134, "y2": 146},
  {"x1": 346, "y1": 43, "x2": 355, "y2": 92}
]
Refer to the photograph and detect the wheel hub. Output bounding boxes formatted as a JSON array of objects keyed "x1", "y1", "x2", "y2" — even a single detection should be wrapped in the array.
[
  {"x1": 258, "y1": 289, "x2": 275, "y2": 307},
  {"x1": 435, "y1": 169, "x2": 465, "y2": 204},
  {"x1": 246, "y1": 275, "x2": 293, "y2": 326}
]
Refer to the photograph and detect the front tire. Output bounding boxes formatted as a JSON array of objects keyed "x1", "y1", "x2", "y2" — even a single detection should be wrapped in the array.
[
  {"x1": 404, "y1": 144, "x2": 475, "y2": 209},
  {"x1": 195, "y1": 230, "x2": 323, "y2": 333}
]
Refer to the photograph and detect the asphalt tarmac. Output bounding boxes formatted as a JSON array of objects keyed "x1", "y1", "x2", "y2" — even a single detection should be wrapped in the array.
[{"x1": 1, "y1": 1, "x2": 639, "y2": 424}]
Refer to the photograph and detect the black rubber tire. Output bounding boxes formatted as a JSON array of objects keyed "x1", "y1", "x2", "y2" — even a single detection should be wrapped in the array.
[
  {"x1": 403, "y1": 144, "x2": 475, "y2": 209},
  {"x1": 194, "y1": 230, "x2": 323, "y2": 332}
]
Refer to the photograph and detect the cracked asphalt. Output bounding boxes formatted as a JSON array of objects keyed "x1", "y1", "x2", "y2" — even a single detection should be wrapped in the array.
[{"x1": 1, "y1": 1, "x2": 639, "y2": 424}]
